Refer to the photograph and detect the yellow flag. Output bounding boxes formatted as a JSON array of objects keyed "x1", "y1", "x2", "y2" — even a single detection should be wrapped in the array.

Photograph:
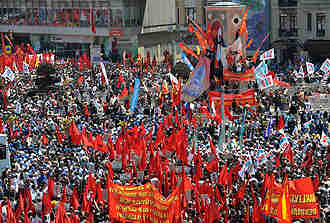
[
  {"x1": 196, "y1": 46, "x2": 201, "y2": 55},
  {"x1": 35, "y1": 55, "x2": 39, "y2": 68}
]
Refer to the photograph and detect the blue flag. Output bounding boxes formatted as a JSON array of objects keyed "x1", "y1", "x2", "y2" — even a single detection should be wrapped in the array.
[
  {"x1": 264, "y1": 118, "x2": 272, "y2": 138},
  {"x1": 130, "y1": 78, "x2": 141, "y2": 112}
]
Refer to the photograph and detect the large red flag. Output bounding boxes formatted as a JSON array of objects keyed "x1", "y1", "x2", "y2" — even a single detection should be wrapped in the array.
[
  {"x1": 69, "y1": 121, "x2": 81, "y2": 145},
  {"x1": 70, "y1": 187, "x2": 80, "y2": 211}
]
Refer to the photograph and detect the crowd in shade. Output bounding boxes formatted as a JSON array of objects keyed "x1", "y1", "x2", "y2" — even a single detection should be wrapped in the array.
[{"x1": 0, "y1": 43, "x2": 329, "y2": 223}]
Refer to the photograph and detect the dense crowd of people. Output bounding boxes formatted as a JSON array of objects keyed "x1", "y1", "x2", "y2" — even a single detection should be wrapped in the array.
[{"x1": 0, "y1": 54, "x2": 329, "y2": 223}]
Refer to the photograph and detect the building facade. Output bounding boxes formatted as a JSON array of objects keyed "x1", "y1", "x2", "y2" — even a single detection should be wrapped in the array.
[
  {"x1": 271, "y1": 0, "x2": 330, "y2": 65},
  {"x1": 0, "y1": 0, "x2": 177, "y2": 61}
]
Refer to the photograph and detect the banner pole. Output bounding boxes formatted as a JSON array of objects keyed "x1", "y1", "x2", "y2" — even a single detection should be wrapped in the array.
[{"x1": 239, "y1": 107, "x2": 247, "y2": 149}]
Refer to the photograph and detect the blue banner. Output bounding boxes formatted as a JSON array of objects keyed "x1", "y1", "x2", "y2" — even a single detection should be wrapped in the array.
[{"x1": 130, "y1": 78, "x2": 141, "y2": 112}]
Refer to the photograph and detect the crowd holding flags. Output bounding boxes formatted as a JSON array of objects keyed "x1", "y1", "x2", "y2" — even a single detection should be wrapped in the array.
[{"x1": 0, "y1": 6, "x2": 328, "y2": 223}]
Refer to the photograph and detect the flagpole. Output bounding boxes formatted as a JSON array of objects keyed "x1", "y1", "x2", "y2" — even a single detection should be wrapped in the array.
[
  {"x1": 239, "y1": 107, "x2": 247, "y2": 149},
  {"x1": 217, "y1": 85, "x2": 226, "y2": 152}
]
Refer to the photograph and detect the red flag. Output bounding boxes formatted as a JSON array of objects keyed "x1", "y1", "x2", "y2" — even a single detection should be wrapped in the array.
[
  {"x1": 15, "y1": 192, "x2": 24, "y2": 220},
  {"x1": 205, "y1": 157, "x2": 219, "y2": 173},
  {"x1": 277, "y1": 116, "x2": 284, "y2": 131},
  {"x1": 120, "y1": 86, "x2": 128, "y2": 99},
  {"x1": 41, "y1": 134, "x2": 49, "y2": 145},
  {"x1": 56, "y1": 125, "x2": 63, "y2": 145},
  {"x1": 69, "y1": 121, "x2": 81, "y2": 145},
  {"x1": 48, "y1": 178, "x2": 55, "y2": 199},
  {"x1": 70, "y1": 187, "x2": 80, "y2": 210},
  {"x1": 82, "y1": 185, "x2": 90, "y2": 213},
  {"x1": 117, "y1": 74, "x2": 125, "y2": 88},
  {"x1": 84, "y1": 105, "x2": 89, "y2": 117},
  {"x1": 283, "y1": 145, "x2": 294, "y2": 165},
  {"x1": 208, "y1": 136, "x2": 217, "y2": 156},
  {"x1": 42, "y1": 192, "x2": 52, "y2": 217},
  {"x1": 94, "y1": 134, "x2": 108, "y2": 153},
  {"x1": 244, "y1": 200, "x2": 250, "y2": 223},
  {"x1": 88, "y1": 173, "x2": 97, "y2": 197},
  {"x1": 55, "y1": 201, "x2": 65, "y2": 223},
  {"x1": 217, "y1": 165, "x2": 228, "y2": 185},
  {"x1": 208, "y1": 198, "x2": 221, "y2": 223},
  {"x1": 61, "y1": 186, "x2": 67, "y2": 203},
  {"x1": 24, "y1": 188, "x2": 35, "y2": 214},
  {"x1": 81, "y1": 130, "x2": 93, "y2": 152},
  {"x1": 24, "y1": 213, "x2": 31, "y2": 223},
  {"x1": 87, "y1": 212, "x2": 94, "y2": 223},
  {"x1": 7, "y1": 201, "x2": 17, "y2": 223},
  {"x1": 237, "y1": 182, "x2": 246, "y2": 200},
  {"x1": 96, "y1": 182, "x2": 104, "y2": 204},
  {"x1": 90, "y1": 9, "x2": 96, "y2": 33}
]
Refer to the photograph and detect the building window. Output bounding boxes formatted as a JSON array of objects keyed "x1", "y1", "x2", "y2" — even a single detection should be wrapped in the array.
[
  {"x1": 177, "y1": 8, "x2": 180, "y2": 25},
  {"x1": 279, "y1": 13, "x2": 297, "y2": 37},
  {"x1": 316, "y1": 13, "x2": 326, "y2": 37},
  {"x1": 307, "y1": 13, "x2": 312, "y2": 32},
  {"x1": 280, "y1": 14, "x2": 289, "y2": 30},
  {"x1": 185, "y1": 8, "x2": 196, "y2": 24},
  {"x1": 279, "y1": 0, "x2": 298, "y2": 7}
]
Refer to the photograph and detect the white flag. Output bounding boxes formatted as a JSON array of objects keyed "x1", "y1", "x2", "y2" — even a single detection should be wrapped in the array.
[
  {"x1": 100, "y1": 62, "x2": 109, "y2": 85},
  {"x1": 306, "y1": 62, "x2": 314, "y2": 74},
  {"x1": 320, "y1": 131, "x2": 329, "y2": 146},
  {"x1": 320, "y1": 58, "x2": 330, "y2": 73},
  {"x1": 260, "y1": 48, "x2": 275, "y2": 60},
  {"x1": 298, "y1": 65, "x2": 304, "y2": 75}
]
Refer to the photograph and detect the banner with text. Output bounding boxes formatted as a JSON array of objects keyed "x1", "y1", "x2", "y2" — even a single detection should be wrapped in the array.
[
  {"x1": 264, "y1": 177, "x2": 320, "y2": 219},
  {"x1": 108, "y1": 182, "x2": 179, "y2": 223}
]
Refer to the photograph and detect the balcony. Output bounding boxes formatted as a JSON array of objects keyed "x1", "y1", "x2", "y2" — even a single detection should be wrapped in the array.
[
  {"x1": 316, "y1": 30, "x2": 326, "y2": 37},
  {"x1": 279, "y1": 28, "x2": 298, "y2": 37}
]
